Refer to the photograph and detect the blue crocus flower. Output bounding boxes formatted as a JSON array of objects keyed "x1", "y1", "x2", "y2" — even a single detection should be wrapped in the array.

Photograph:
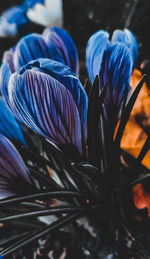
[
  {"x1": 3, "y1": 27, "x2": 79, "y2": 75},
  {"x1": 0, "y1": 6, "x2": 28, "y2": 37},
  {"x1": 86, "y1": 29, "x2": 138, "y2": 83},
  {"x1": 86, "y1": 29, "x2": 135, "y2": 143},
  {"x1": 1, "y1": 59, "x2": 88, "y2": 153},
  {"x1": 0, "y1": 134, "x2": 31, "y2": 198},
  {"x1": 0, "y1": 97, "x2": 26, "y2": 145}
]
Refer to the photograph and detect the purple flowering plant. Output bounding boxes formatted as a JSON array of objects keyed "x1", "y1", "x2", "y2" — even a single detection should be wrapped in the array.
[{"x1": 0, "y1": 15, "x2": 149, "y2": 259}]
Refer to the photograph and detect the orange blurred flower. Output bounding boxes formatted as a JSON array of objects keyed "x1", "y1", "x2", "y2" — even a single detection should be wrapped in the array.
[
  {"x1": 121, "y1": 69, "x2": 150, "y2": 169},
  {"x1": 133, "y1": 183, "x2": 150, "y2": 217},
  {"x1": 121, "y1": 69, "x2": 150, "y2": 215}
]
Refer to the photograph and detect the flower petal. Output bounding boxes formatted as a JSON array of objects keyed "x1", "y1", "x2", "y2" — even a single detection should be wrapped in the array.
[
  {"x1": 43, "y1": 28, "x2": 70, "y2": 70},
  {"x1": 27, "y1": 4, "x2": 53, "y2": 27},
  {"x1": 45, "y1": 0, "x2": 62, "y2": 11},
  {"x1": 111, "y1": 29, "x2": 138, "y2": 68},
  {"x1": 0, "y1": 134, "x2": 31, "y2": 197},
  {"x1": 2, "y1": 6, "x2": 28, "y2": 26},
  {"x1": 8, "y1": 69, "x2": 82, "y2": 152},
  {"x1": 13, "y1": 33, "x2": 65, "y2": 72},
  {"x1": 27, "y1": 1, "x2": 63, "y2": 28},
  {"x1": 0, "y1": 17, "x2": 17, "y2": 37},
  {"x1": 22, "y1": 58, "x2": 88, "y2": 144},
  {"x1": 99, "y1": 43, "x2": 132, "y2": 131},
  {"x1": 0, "y1": 97, "x2": 26, "y2": 145},
  {"x1": 0, "y1": 62, "x2": 12, "y2": 105},
  {"x1": 45, "y1": 27, "x2": 79, "y2": 75},
  {"x1": 0, "y1": 6, "x2": 28, "y2": 37},
  {"x1": 2, "y1": 48, "x2": 15, "y2": 72},
  {"x1": 86, "y1": 30, "x2": 109, "y2": 83}
]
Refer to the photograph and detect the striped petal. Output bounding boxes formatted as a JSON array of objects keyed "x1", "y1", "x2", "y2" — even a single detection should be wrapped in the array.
[
  {"x1": 2, "y1": 48, "x2": 15, "y2": 73},
  {"x1": 111, "y1": 29, "x2": 138, "y2": 69},
  {"x1": 43, "y1": 28, "x2": 71, "y2": 71},
  {"x1": 0, "y1": 97, "x2": 26, "y2": 145},
  {"x1": 7, "y1": 68, "x2": 82, "y2": 152},
  {"x1": 86, "y1": 30, "x2": 109, "y2": 83},
  {"x1": 13, "y1": 33, "x2": 65, "y2": 72},
  {"x1": 3, "y1": 27, "x2": 78, "y2": 75},
  {"x1": 0, "y1": 134, "x2": 31, "y2": 197},
  {"x1": 46, "y1": 27, "x2": 79, "y2": 75},
  {"x1": 22, "y1": 58, "x2": 88, "y2": 144},
  {"x1": 0, "y1": 62, "x2": 12, "y2": 105},
  {"x1": 99, "y1": 43, "x2": 132, "y2": 132}
]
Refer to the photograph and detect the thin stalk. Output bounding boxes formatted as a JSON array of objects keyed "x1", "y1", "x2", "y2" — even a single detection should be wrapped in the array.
[
  {"x1": 0, "y1": 191, "x2": 86, "y2": 207},
  {"x1": 0, "y1": 206, "x2": 96, "y2": 223},
  {"x1": 1, "y1": 213, "x2": 79, "y2": 256}
]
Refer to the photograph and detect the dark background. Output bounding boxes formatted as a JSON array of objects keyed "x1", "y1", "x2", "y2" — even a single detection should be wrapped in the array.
[{"x1": 0, "y1": 0, "x2": 150, "y2": 73}]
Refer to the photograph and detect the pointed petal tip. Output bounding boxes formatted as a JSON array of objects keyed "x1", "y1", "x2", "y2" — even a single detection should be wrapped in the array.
[
  {"x1": 13, "y1": 33, "x2": 51, "y2": 71},
  {"x1": 86, "y1": 30, "x2": 109, "y2": 83},
  {"x1": 49, "y1": 27, "x2": 79, "y2": 75},
  {"x1": 112, "y1": 29, "x2": 138, "y2": 67}
]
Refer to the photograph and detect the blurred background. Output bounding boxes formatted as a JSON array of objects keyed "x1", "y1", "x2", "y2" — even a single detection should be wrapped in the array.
[{"x1": 0, "y1": 0, "x2": 150, "y2": 75}]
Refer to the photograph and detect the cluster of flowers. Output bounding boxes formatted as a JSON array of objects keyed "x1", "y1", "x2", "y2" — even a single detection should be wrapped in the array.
[
  {"x1": 0, "y1": 0, "x2": 63, "y2": 37},
  {"x1": 0, "y1": 26, "x2": 138, "y2": 198},
  {"x1": 0, "y1": 8, "x2": 150, "y2": 257}
]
